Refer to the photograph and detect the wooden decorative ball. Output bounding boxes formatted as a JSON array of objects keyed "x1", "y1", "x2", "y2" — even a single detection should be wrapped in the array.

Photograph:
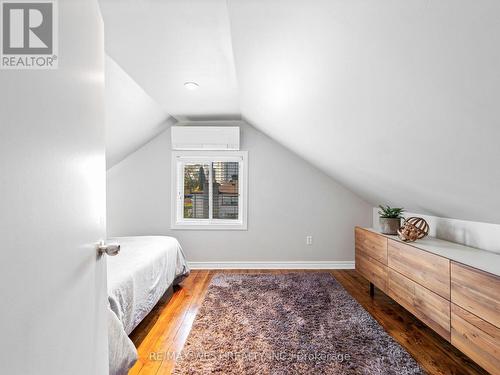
[{"x1": 397, "y1": 217, "x2": 429, "y2": 242}]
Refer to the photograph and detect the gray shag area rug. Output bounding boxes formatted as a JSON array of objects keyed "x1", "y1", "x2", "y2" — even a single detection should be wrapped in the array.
[{"x1": 173, "y1": 273, "x2": 425, "y2": 374}]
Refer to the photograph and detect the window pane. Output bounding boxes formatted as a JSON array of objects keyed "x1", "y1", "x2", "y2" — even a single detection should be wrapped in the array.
[
  {"x1": 212, "y1": 161, "x2": 239, "y2": 220},
  {"x1": 183, "y1": 163, "x2": 210, "y2": 219}
]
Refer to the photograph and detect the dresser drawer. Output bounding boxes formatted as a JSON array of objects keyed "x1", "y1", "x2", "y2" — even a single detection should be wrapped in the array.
[
  {"x1": 451, "y1": 262, "x2": 500, "y2": 328},
  {"x1": 355, "y1": 227, "x2": 387, "y2": 265},
  {"x1": 388, "y1": 239, "x2": 450, "y2": 300},
  {"x1": 388, "y1": 269, "x2": 450, "y2": 341},
  {"x1": 355, "y1": 254, "x2": 387, "y2": 293},
  {"x1": 451, "y1": 304, "x2": 500, "y2": 375}
]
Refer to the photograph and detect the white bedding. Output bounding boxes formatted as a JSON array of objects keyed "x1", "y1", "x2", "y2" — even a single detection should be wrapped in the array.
[
  {"x1": 108, "y1": 307, "x2": 137, "y2": 375},
  {"x1": 107, "y1": 236, "x2": 190, "y2": 375}
]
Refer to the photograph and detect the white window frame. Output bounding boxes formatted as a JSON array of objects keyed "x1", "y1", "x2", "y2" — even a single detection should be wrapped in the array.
[{"x1": 171, "y1": 151, "x2": 248, "y2": 230}]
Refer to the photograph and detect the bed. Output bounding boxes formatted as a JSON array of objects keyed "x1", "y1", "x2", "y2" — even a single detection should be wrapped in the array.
[{"x1": 106, "y1": 236, "x2": 190, "y2": 375}]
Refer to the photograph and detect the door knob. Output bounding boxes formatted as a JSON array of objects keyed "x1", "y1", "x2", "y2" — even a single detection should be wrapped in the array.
[{"x1": 97, "y1": 241, "x2": 120, "y2": 256}]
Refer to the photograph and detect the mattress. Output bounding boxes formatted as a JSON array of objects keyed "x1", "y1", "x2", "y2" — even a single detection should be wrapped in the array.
[{"x1": 107, "y1": 236, "x2": 190, "y2": 375}]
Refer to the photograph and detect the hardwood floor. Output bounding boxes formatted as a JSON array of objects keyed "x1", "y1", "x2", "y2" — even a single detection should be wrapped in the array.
[{"x1": 128, "y1": 270, "x2": 487, "y2": 375}]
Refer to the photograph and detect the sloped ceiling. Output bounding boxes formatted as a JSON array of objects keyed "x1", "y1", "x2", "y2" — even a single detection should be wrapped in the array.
[
  {"x1": 105, "y1": 56, "x2": 175, "y2": 167},
  {"x1": 100, "y1": 0, "x2": 500, "y2": 224},
  {"x1": 100, "y1": 0, "x2": 239, "y2": 121}
]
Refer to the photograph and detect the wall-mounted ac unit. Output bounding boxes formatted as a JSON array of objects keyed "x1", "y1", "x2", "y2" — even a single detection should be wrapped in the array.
[{"x1": 171, "y1": 126, "x2": 240, "y2": 150}]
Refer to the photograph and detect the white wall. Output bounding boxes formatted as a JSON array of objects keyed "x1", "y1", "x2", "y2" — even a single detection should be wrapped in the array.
[
  {"x1": 107, "y1": 121, "x2": 372, "y2": 266},
  {"x1": 105, "y1": 56, "x2": 174, "y2": 168},
  {"x1": 99, "y1": 0, "x2": 500, "y2": 225},
  {"x1": 372, "y1": 208, "x2": 500, "y2": 254},
  {"x1": 228, "y1": 0, "x2": 500, "y2": 224}
]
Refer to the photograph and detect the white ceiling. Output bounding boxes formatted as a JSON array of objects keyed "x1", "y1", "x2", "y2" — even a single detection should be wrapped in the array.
[
  {"x1": 105, "y1": 56, "x2": 175, "y2": 167},
  {"x1": 100, "y1": 0, "x2": 500, "y2": 224},
  {"x1": 99, "y1": 0, "x2": 240, "y2": 121}
]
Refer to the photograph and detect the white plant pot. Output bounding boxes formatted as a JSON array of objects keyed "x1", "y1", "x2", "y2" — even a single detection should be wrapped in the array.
[{"x1": 379, "y1": 217, "x2": 401, "y2": 235}]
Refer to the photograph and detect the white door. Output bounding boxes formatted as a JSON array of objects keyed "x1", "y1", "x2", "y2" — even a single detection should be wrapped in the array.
[{"x1": 0, "y1": 1, "x2": 108, "y2": 374}]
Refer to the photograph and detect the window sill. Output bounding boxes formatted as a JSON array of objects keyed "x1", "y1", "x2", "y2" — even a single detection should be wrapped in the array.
[{"x1": 171, "y1": 221, "x2": 247, "y2": 231}]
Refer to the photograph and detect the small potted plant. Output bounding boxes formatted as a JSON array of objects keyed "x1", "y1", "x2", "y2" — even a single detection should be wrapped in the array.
[{"x1": 378, "y1": 205, "x2": 404, "y2": 235}]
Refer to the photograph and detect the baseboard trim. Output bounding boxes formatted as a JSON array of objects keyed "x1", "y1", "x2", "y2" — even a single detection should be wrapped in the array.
[{"x1": 188, "y1": 261, "x2": 355, "y2": 270}]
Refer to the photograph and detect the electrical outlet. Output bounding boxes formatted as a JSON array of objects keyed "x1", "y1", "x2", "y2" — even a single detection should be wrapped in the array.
[{"x1": 306, "y1": 236, "x2": 313, "y2": 245}]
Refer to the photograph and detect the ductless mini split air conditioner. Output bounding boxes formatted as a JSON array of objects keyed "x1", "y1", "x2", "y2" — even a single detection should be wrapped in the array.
[{"x1": 171, "y1": 126, "x2": 240, "y2": 151}]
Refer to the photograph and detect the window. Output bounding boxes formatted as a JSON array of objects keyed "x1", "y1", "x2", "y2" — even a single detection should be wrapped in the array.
[{"x1": 171, "y1": 151, "x2": 248, "y2": 230}]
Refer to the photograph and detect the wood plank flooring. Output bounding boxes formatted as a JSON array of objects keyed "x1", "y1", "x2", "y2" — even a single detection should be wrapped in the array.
[{"x1": 128, "y1": 270, "x2": 487, "y2": 375}]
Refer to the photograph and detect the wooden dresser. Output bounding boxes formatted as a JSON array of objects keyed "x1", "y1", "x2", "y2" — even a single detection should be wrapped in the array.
[{"x1": 355, "y1": 227, "x2": 500, "y2": 375}]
